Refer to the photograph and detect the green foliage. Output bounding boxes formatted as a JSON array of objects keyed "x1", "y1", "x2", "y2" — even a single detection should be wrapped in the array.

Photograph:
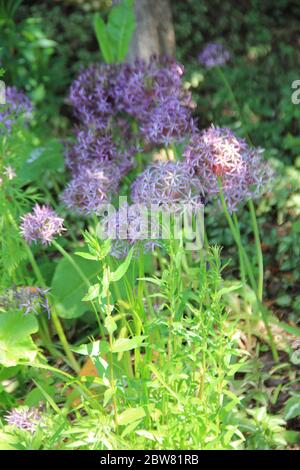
[
  {"x1": 94, "y1": 0, "x2": 135, "y2": 63},
  {"x1": 51, "y1": 255, "x2": 99, "y2": 319},
  {"x1": 0, "y1": 311, "x2": 38, "y2": 367},
  {"x1": 0, "y1": 13, "x2": 61, "y2": 124},
  {"x1": 0, "y1": 0, "x2": 299, "y2": 452}
]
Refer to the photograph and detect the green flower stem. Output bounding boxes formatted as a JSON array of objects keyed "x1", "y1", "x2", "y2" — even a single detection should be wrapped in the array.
[
  {"x1": 24, "y1": 243, "x2": 80, "y2": 372},
  {"x1": 138, "y1": 247, "x2": 145, "y2": 301},
  {"x1": 217, "y1": 178, "x2": 257, "y2": 291},
  {"x1": 218, "y1": 179, "x2": 278, "y2": 361},
  {"x1": 52, "y1": 240, "x2": 105, "y2": 338},
  {"x1": 108, "y1": 258, "x2": 134, "y2": 379},
  {"x1": 231, "y1": 214, "x2": 258, "y2": 294},
  {"x1": 248, "y1": 199, "x2": 264, "y2": 302},
  {"x1": 233, "y1": 213, "x2": 252, "y2": 349},
  {"x1": 104, "y1": 283, "x2": 119, "y2": 430},
  {"x1": 216, "y1": 66, "x2": 250, "y2": 142},
  {"x1": 216, "y1": 66, "x2": 265, "y2": 302}
]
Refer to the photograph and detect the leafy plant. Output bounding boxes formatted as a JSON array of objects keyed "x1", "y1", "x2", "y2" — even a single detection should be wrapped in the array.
[{"x1": 93, "y1": 0, "x2": 135, "y2": 63}]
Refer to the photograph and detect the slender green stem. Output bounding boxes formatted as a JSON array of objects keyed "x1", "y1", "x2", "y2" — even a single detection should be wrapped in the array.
[
  {"x1": 138, "y1": 248, "x2": 145, "y2": 300},
  {"x1": 218, "y1": 179, "x2": 278, "y2": 361},
  {"x1": 24, "y1": 243, "x2": 80, "y2": 372},
  {"x1": 105, "y1": 283, "x2": 118, "y2": 430},
  {"x1": 248, "y1": 199, "x2": 264, "y2": 301},
  {"x1": 216, "y1": 66, "x2": 250, "y2": 142},
  {"x1": 231, "y1": 215, "x2": 257, "y2": 294},
  {"x1": 52, "y1": 240, "x2": 104, "y2": 337},
  {"x1": 233, "y1": 213, "x2": 252, "y2": 349},
  {"x1": 216, "y1": 67, "x2": 265, "y2": 302}
]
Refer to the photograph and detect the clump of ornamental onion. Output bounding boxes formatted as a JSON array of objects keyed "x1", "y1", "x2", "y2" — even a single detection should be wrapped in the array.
[
  {"x1": 20, "y1": 204, "x2": 65, "y2": 245},
  {"x1": 131, "y1": 161, "x2": 204, "y2": 213},
  {"x1": 198, "y1": 43, "x2": 230, "y2": 68},
  {"x1": 140, "y1": 95, "x2": 196, "y2": 146},
  {"x1": 69, "y1": 63, "x2": 118, "y2": 128},
  {"x1": 69, "y1": 57, "x2": 194, "y2": 148},
  {"x1": 64, "y1": 127, "x2": 135, "y2": 176},
  {"x1": 184, "y1": 125, "x2": 274, "y2": 212},
  {"x1": 61, "y1": 161, "x2": 121, "y2": 215}
]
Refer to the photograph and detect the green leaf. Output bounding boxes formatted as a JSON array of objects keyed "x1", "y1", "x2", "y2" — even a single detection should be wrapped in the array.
[
  {"x1": 284, "y1": 397, "x2": 300, "y2": 420},
  {"x1": 276, "y1": 321, "x2": 300, "y2": 338},
  {"x1": 51, "y1": 256, "x2": 99, "y2": 319},
  {"x1": 111, "y1": 336, "x2": 145, "y2": 353},
  {"x1": 121, "y1": 419, "x2": 141, "y2": 438},
  {"x1": 103, "y1": 387, "x2": 115, "y2": 407},
  {"x1": 118, "y1": 406, "x2": 145, "y2": 426},
  {"x1": 93, "y1": 13, "x2": 113, "y2": 63},
  {"x1": 82, "y1": 283, "x2": 100, "y2": 302},
  {"x1": 0, "y1": 312, "x2": 38, "y2": 367},
  {"x1": 105, "y1": 316, "x2": 117, "y2": 335},
  {"x1": 93, "y1": 356, "x2": 109, "y2": 379},
  {"x1": 110, "y1": 248, "x2": 133, "y2": 282},
  {"x1": 19, "y1": 139, "x2": 64, "y2": 182},
  {"x1": 215, "y1": 283, "x2": 243, "y2": 300},
  {"x1": 72, "y1": 340, "x2": 109, "y2": 357},
  {"x1": 107, "y1": 0, "x2": 136, "y2": 62},
  {"x1": 0, "y1": 431, "x2": 19, "y2": 450},
  {"x1": 75, "y1": 252, "x2": 98, "y2": 261}
]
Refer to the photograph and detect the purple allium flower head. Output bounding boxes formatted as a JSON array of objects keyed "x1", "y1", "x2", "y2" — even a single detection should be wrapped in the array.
[
  {"x1": 184, "y1": 125, "x2": 274, "y2": 211},
  {"x1": 20, "y1": 204, "x2": 65, "y2": 245},
  {"x1": 65, "y1": 128, "x2": 134, "y2": 176},
  {"x1": 5, "y1": 407, "x2": 41, "y2": 433},
  {"x1": 140, "y1": 96, "x2": 195, "y2": 146},
  {"x1": 68, "y1": 57, "x2": 194, "y2": 149},
  {"x1": 0, "y1": 286, "x2": 51, "y2": 318},
  {"x1": 131, "y1": 161, "x2": 204, "y2": 213},
  {"x1": 0, "y1": 86, "x2": 32, "y2": 131},
  {"x1": 114, "y1": 56, "x2": 195, "y2": 144},
  {"x1": 69, "y1": 64, "x2": 118, "y2": 127},
  {"x1": 149, "y1": 56, "x2": 185, "y2": 99},
  {"x1": 61, "y1": 161, "x2": 121, "y2": 215},
  {"x1": 198, "y1": 43, "x2": 230, "y2": 68},
  {"x1": 102, "y1": 203, "x2": 160, "y2": 259},
  {"x1": 114, "y1": 56, "x2": 186, "y2": 117},
  {"x1": 114, "y1": 60, "x2": 151, "y2": 118}
]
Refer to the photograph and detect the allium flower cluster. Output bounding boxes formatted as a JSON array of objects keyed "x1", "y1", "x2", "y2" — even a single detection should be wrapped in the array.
[
  {"x1": 20, "y1": 204, "x2": 65, "y2": 245},
  {"x1": 198, "y1": 43, "x2": 230, "y2": 68},
  {"x1": 184, "y1": 125, "x2": 274, "y2": 212},
  {"x1": 140, "y1": 96, "x2": 195, "y2": 146},
  {"x1": 65, "y1": 128, "x2": 134, "y2": 176},
  {"x1": 5, "y1": 407, "x2": 41, "y2": 433},
  {"x1": 0, "y1": 286, "x2": 51, "y2": 318},
  {"x1": 69, "y1": 64, "x2": 117, "y2": 128},
  {"x1": 0, "y1": 86, "x2": 32, "y2": 131},
  {"x1": 61, "y1": 162, "x2": 121, "y2": 215},
  {"x1": 68, "y1": 57, "x2": 194, "y2": 147},
  {"x1": 114, "y1": 56, "x2": 195, "y2": 145},
  {"x1": 131, "y1": 161, "x2": 204, "y2": 213},
  {"x1": 102, "y1": 203, "x2": 160, "y2": 259},
  {"x1": 65, "y1": 57, "x2": 195, "y2": 215}
]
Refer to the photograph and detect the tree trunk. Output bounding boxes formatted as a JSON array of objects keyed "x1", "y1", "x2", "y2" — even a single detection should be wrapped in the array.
[{"x1": 127, "y1": 0, "x2": 176, "y2": 61}]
